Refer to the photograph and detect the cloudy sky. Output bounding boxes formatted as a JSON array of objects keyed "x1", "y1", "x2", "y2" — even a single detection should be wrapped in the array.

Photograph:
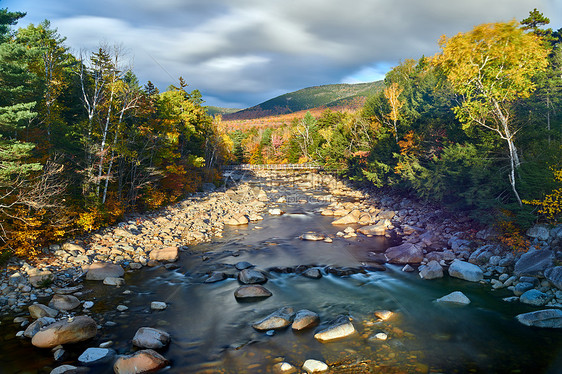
[{"x1": 3, "y1": 0, "x2": 562, "y2": 108}]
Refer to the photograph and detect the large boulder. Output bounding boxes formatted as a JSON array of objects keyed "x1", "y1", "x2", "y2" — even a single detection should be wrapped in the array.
[
  {"x1": 385, "y1": 243, "x2": 423, "y2": 264},
  {"x1": 545, "y1": 266, "x2": 562, "y2": 290},
  {"x1": 514, "y1": 249, "x2": 554, "y2": 275},
  {"x1": 516, "y1": 309, "x2": 562, "y2": 328},
  {"x1": 252, "y1": 307, "x2": 295, "y2": 331},
  {"x1": 113, "y1": 349, "x2": 169, "y2": 374},
  {"x1": 132, "y1": 327, "x2": 171, "y2": 349},
  {"x1": 314, "y1": 315, "x2": 355, "y2": 342},
  {"x1": 238, "y1": 269, "x2": 267, "y2": 284},
  {"x1": 526, "y1": 224, "x2": 550, "y2": 241},
  {"x1": 48, "y1": 295, "x2": 81, "y2": 311},
  {"x1": 31, "y1": 316, "x2": 97, "y2": 348},
  {"x1": 29, "y1": 270, "x2": 54, "y2": 288},
  {"x1": 149, "y1": 246, "x2": 179, "y2": 262},
  {"x1": 419, "y1": 260, "x2": 443, "y2": 280},
  {"x1": 448, "y1": 260, "x2": 483, "y2": 282},
  {"x1": 85, "y1": 262, "x2": 124, "y2": 281}
]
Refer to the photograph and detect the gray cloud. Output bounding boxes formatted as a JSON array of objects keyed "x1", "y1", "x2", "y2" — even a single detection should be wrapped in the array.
[{"x1": 4, "y1": 0, "x2": 561, "y2": 107}]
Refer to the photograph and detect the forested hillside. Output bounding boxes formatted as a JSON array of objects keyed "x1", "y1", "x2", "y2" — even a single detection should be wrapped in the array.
[
  {"x1": 0, "y1": 9, "x2": 228, "y2": 260},
  {"x1": 221, "y1": 10, "x2": 562, "y2": 245},
  {"x1": 223, "y1": 81, "x2": 384, "y2": 120}
]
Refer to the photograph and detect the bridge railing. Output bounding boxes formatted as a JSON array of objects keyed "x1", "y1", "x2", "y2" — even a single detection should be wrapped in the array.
[{"x1": 223, "y1": 163, "x2": 322, "y2": 171}]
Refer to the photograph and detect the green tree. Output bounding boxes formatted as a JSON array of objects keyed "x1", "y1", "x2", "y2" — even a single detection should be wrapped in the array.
[{"x1": 436, "y1": 21, "x2": 550, "y2": 205}]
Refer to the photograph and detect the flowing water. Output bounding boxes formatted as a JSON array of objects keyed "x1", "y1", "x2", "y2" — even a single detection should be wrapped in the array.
[{"x1": 1, "y1": 175, "x2": 561, "y2": 373}]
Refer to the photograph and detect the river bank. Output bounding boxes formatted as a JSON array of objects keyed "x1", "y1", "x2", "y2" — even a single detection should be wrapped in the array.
[{"x1": 1, "y1": 170, "x2": 561, "y2": 373}]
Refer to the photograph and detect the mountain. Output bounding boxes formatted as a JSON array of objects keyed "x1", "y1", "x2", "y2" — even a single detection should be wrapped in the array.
[
  {"x1": 222, "y1": 81, "x2": 384, "y2": 120},
  {"x1": 205, "y1": 106, "x2": 241, "y2": 117}
]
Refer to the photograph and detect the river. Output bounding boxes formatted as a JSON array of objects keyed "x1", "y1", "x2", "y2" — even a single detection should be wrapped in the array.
[{"x1": 1, "y1": 173, "x2": 561, "y2": 373}]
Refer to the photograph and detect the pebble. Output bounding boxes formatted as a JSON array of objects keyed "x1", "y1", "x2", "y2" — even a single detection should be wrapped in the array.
[
  {"x1": 83, "y1": 301, "x2": 94, "y2": 309},
  {"x1": 116, "y1": 305, "x2": 129, "y2": 312},
  {"x1": 151, "y1": 301, "x2": 167, "y2": 310}
]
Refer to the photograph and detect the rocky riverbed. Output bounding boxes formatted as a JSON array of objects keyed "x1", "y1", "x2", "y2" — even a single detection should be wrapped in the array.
[{"x1": 1, "y1": 170, "x2": 561, "y2": 373}]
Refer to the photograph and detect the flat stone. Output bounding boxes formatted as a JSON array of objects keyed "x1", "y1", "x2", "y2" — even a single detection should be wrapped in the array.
[
  {"x1": 29, "y1": 304, "x2": 58, "y2": 319},
  {"x1": 516, "y1": 309, "x2": 562, "y2": 328},
  {"x1": 314, "y1": 315, "x2": 355, "y2": 342},
  {"x1": 234, "y1": 285, "x2": 272, "y2": 300},
  {"x1": 205, "y1": 272, "x2": 227, "y2": 283},
  {"x1": 292, "y1": 309, "x2": 319, "y2": 331},
  {"x1": 132, "y1": 327, "x2": 171, "y2": 349},
  {"x1": 448, "y1": 260, "x2": 483, "y2": 282},
  {"x1": 78, "y1": 347, "x2": 115, "y2": 365},
  {"x1": 253, "y1": 307, "x2": 295, "y2": 331},
  {"x1": 302, "y1": 359, "x2": 328, "y2": 373},
  {"x1": 238, "y1": 269, "x2": 267, "y2": 284},
  {"x1": 86, "y1": 262, "x2": 124, "y2": 281},
  {"x1": 374, "y1": 310, "x2": 393, "y2": 320},
  {"x1": 113, "y1": 349, "x2": 169, "y2": 374},
  {"x1": 235, "y1": 261, "x2": 254, "y2": 270},
  {"x1": 49, "y1": 295, "x2": 81, "y2": 311},
  {"x1": 435, "y1": 291, "x2": 471, "y2": 306},
  {"x1": 32, "y1": 316, "x2": 97, "y2": 348},
  {"x1": 149, "y1": 246, "x2": 179, "y2": 262},
  {"x1": 50, "y1": 365, "x2": 85, "y2": 374}
]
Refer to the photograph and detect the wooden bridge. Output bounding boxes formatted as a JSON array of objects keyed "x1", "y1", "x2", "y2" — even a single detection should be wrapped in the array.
[{"x1": 223, "y1": 163, "x2": 323, "y2": 171}]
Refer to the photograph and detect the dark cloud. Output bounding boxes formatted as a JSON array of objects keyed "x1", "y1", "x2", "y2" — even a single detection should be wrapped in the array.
[{"x1": 3, "y1": 0, "x2": 561, "y2": 108}]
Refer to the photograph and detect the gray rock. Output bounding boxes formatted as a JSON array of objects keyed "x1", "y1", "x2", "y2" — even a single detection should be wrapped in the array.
[
  {"x1": 519, "y1": 276, "x2": 539, "y2": 286},
  {"x1": 24, "y1": 317, "x2": 56, "y2": 338},
  {"x1": 314, "y1": 315, "x2": 355, "y2": 342},
  {"x1": 435, "y1": 291, "x2": 471, "y2": 306},
  {"x1": 86, "y1": 262, "x2": 124, "y2": 281},
  {"x1": 292, "y1": 309, "x2": 319, "y2": 331},
  {"x1": 514, "y1": 249, "x2": 554, "y2": 275},
  {"x1": 238, "y1": 269, "x2": 267, "y2": 284},
  {"x1": 419, "y1": 260, "x2": 443, "y2": 280},
  {"x1": 448, "y1": 260, "x2": 483, "y2": 282},
  {"x1": 385, "y1": 243, "x2": 423, "y2": 264},
  {"x1": 253, "y1": 307, "x2": 295, "y2": 331},
  {"x1": 50, "y1": 365, "x2": 85, "y2": 374},
  {"x1": 103, "y1": 277, "x2": 125, "y2": 286},
  {"x1": 132, "y1": 327, "x2": 171, "y2": 349},
  {"x1": 205, "y1": 272, "x2": 227, "y2": 283},
  {"x1": 49, "y1": 295, "x2": 81, "y2": 311},
  {"x1": 302, "y1": 268, "x2": 322, "y2": 279},
  {"x1": 234, "y1": 285, "x2": 272, "y2": 300},
  {"x1": 235, "y1": 261, "x2": 253, "y2": 270},
  {"x1": 29, "y1": 270, "x2": 54, "y2": 288},
  {"x1": 545, "y1": 266, "x2": 562, "y2": 290},
  {"x1": 516, "y1": 309, "x2": 562, "y2": 328},
  {"x1": 526, "y1": 224, "x2": 550, "y2": 241},
  {"x1": 150, "y1": 302, "x2": 167, "y2": 310},
  {"x1": 402, "y1": 264, "x2": 415, "y2": 272},
  {"x1": 520, "y1": 289, "x2": 551, "y2": 306},
  {"x1": 514, "y1": 282, "x2": 535, "y2": 296},
  {"x1": 78, "y1": 347, "x2": 115, "y2": 365}
]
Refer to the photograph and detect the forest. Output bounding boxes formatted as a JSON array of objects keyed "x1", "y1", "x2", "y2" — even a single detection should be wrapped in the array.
[{"x1": 0, "y1": 7, "x2": 561, "y2": 261}]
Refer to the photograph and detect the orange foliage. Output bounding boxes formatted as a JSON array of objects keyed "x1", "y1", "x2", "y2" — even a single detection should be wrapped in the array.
[{"x1": 495, "y1": 213, "x2": 531, "y2": 253}]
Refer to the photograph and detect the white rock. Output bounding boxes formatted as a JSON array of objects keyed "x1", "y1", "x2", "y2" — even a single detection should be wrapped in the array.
[
  {"x1": 302, "y1": 359, "x2": 328, "y2": 373},
  {"x1": 83, "y1": 301, "x2": 94, "y2": 309},
  {"x1": 116, "y1": 305, "x2": 129, "y2": 312},
  {"x1": 374, "y1": 332, "x2": 388, "y2": 340},
  {"x1": 151, "y1": 301, "x2": 167, "y2": 310}
]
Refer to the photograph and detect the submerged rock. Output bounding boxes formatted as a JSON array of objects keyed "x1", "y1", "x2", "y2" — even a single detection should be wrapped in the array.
[
  {"x1": 300, "y1": 232, "x2": 326, "y2": 241},
  {"x1": 205, "y1": 272, "x2": 227, "y2": 283},
  {"x1": 252, "y1": 306, "x2": 295, "y2": 331},
  {"x1": 314, "y1": 315, "x2": 355, "y2": 342}
]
